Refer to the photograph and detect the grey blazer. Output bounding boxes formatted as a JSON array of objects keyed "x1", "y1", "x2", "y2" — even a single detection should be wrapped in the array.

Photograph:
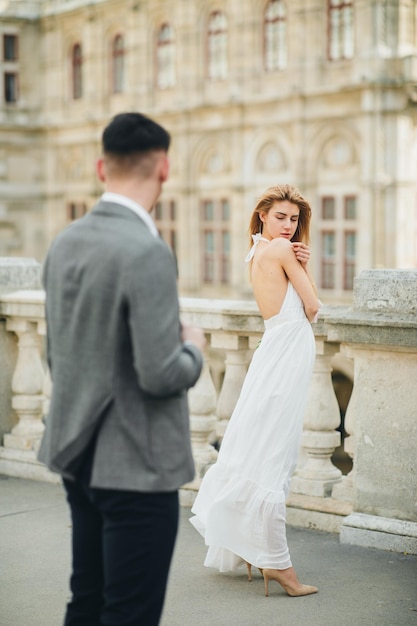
[{"x1": 38, "y1": 200, "x2": 203, "y2": 492}]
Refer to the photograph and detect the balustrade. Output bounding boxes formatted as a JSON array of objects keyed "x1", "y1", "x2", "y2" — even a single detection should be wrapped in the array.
[{"x1": 0, "y1": 268, "x2": 416, "y2": 554}]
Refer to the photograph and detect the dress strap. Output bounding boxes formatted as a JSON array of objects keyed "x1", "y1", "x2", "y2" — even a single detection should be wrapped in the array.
[{"x1": 244, "y1": 233, "x2": 270, "y2": 263}]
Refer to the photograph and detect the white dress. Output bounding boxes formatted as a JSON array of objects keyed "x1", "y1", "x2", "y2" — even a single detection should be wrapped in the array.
[{"x1": 190, "y1": 236, "x2": 316, "y2": 572}]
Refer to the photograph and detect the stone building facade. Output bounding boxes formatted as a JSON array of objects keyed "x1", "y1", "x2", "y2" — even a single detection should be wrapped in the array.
[{"x1": 1, "y1": 0, "x2": 417, "y2": 303}]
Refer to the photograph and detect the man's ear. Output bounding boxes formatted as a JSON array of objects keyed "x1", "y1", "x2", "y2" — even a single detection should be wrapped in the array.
[
  {"x1": 96, "y1": 157, "x2": 106, "y2": 182},
  {"x1": 159, "y1": 154, "x2": 170, "y2": 183}
]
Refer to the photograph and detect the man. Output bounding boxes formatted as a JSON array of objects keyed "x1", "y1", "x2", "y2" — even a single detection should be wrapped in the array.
[{"x1": 38, "y1": 112, "x2": 205, "y2": 625}]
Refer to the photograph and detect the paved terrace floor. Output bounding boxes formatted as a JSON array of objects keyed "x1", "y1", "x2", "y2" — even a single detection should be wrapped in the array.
[{"x1": 1, "y1": 474, "x2": 416, "y2": 626}]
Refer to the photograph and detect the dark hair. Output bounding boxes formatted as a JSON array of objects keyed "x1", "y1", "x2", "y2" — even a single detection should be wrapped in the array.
[
  {"x1": 102, "y1": 112, "x2": 170, "y2": 156},
  {"x1": 249, "y1": 184, "x2": 312, "y2": 247}
]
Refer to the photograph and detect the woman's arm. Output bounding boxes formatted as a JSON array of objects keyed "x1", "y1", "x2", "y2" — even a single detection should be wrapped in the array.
[
  {"x1": 292, "y1": 242, "x2": 318, "y2": 296},
  {"x1": 278, "y1": 242, "x2": 320, "y2": 322}
]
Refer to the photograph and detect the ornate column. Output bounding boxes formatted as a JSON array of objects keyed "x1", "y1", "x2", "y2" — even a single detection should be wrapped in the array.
[
  {"x1": 211, "y1": 333, "x2": 251, "y2": 441},
  {"x1": 291, "y1": 338, "x2": 342, "y2": 497}
]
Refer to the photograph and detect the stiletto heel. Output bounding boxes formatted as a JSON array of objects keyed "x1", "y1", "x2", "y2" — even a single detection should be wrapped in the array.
[
  {"x1": 245, "y1": 561, "x2": 252, "y2": 582},
  {"x1": 263, "y1": 568, "x2": 318, "y2": 597},
  {"x1": 245, "y1": 562, "x2": 263, "y2": 582}
]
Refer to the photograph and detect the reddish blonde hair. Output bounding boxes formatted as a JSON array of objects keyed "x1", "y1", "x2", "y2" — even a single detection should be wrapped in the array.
[{"x1": 249, "y1": 184, "x2": 312, "y2": 248}]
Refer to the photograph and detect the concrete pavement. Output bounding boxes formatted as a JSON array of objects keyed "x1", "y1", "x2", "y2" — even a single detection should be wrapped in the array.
[{"x1": 1, "y1": 474, "x2": 416, "y2": 626}]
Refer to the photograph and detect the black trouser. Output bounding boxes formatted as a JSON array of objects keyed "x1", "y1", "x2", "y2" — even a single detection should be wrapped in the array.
[{"x1": 62, "y1": 461, "x2": 179, "y2": 626}]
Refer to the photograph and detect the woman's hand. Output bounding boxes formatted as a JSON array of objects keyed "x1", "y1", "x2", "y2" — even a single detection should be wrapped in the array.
[{"x1": 292, "y1": 242, "x2": 310, "y2": 267}]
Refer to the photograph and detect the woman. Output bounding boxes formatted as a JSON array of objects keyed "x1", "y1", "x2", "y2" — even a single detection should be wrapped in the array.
[{"x1": 190, "y1": 184, "x2": 320, "y2": 597}]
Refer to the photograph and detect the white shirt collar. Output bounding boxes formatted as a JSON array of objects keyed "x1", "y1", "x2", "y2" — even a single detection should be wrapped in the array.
[{"x1": 101, "y1": 192, "x2": 159, "y2": 238}]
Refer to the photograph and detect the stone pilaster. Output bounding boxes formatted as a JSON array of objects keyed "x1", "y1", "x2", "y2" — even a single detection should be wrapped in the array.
[{"x1": 326, "y1": 270, "x2": 417, "y2": 553}]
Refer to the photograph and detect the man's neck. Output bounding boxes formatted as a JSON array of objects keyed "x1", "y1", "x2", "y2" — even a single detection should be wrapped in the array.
[{"x1": 104, "y1": 180, "x2": 160, "y2": 213}]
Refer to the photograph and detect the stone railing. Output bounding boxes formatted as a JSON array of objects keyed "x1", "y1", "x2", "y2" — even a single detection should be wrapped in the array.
[{"x1": 0, "y1": 258, "x2": 416, "y2": 555}]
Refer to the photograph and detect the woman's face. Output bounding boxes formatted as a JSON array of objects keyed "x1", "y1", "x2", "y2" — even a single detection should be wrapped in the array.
[{"x1": 259, "y1": 201, "x2": 300, "y2": 241}]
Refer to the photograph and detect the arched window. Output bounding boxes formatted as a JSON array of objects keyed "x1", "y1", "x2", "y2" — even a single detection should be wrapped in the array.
[
  {"x1": 264, "y1": 0, "x2": 287, "y2": 71},
  {"x1": 72, "y1": 43, "x2": 82, "y2": 99},
  {"x1": 328, "y1": 0, "x2": 354, "y2": 60},
  {"x1": 207, "y1": 11, "x2": 228, "y2": 80},
  {"x1": 157, "y1": 23, "x2": 176, "y2": 89},
  {"x1": 111, "y1": 34, "x2": 124, "y2": 94}
]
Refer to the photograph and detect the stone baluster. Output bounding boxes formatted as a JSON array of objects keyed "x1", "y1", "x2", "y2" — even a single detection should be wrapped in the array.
[
  {"x1": 3, "y1": 318, "x2": 45, "y2": 450},
  {"x1": 181, "y1": 339, "x2": 218, "y2": 506},
  {"x1": 332, "y1": 345, "x2": 357, "y2": 502},
  {"x1": 211, "y1": 333, "x2": 251, "y2": 442},
  {"x1": 291, "y1": 338, "x2": 342, "y2": 497},
  {"x1": 0, "y1": 289, "x2": 59, "y2": 482}
]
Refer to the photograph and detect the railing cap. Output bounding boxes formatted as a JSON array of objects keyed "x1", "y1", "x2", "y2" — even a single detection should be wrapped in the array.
[
  {"x1": 353, "y1": 269, "x2": 417, "y2": 314},
  {"x1": 0, "y1": 258, "x2": 42, "y2": 295}
]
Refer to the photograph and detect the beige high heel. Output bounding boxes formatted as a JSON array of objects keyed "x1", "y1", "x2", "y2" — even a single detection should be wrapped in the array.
[
  {"x1": 245, "y1": 561, "x2": 264, "y2": 582},
  {"x1": 263, "y1": 567, "x2": 318, "y2": 597}
]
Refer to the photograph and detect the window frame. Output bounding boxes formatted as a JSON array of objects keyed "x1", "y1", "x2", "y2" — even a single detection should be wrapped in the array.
[
  {"x1": 67, "y1": 202, "x2": 87, "y2": 222},
  {"x1": 111, "y1": 34, "x2": 125, "y2": 94},
  {"x1": 343, "y1": 230, "x2": 356, "y2": 290},
  {"x1": 264, "y1": 0, "x2": 287, "y2": 72},
  {"x1": 3, "y1": 34, "x2": 18, "y2": 61},
  {"x1": 201, "y1": 198, "x2": 231, "y2": 285},
  {"x1": 327, "y1": 0, "x2": 354, "y2": 61},
  {"x1": 319, "y1": 194, "x2": 358, "y2": 291},
  {"x1": 71, "y1": 43, "x2": 83, "y2": 100},
  {"x1": 156, "y1": 23, "x2": 176, "y2": 89},
  {"x1": 207, "y1": 11, "x2": 228, "y2": 80},
  {"x1": 4, "y1": 71, "x2": 18, "y2": 103},
  {"x1": 154, "y1": 199, "x2": 178, "y2": 254},
  {"x1": 321, "y1": 229, "x2": 337, "y2": 290}
]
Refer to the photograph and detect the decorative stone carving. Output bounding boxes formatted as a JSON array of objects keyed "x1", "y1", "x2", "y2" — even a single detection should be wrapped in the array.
[
  {"x1": 256, "y1": 142, "x2": 285, "y2": 172},
  {"x1": 324, "y1": 137, "x2": 354, "y2": 168}
]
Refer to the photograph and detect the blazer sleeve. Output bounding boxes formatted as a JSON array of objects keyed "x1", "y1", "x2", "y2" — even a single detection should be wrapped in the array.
[{"x1": 126, "y1": 240, "x2": 203, "y2": 397}]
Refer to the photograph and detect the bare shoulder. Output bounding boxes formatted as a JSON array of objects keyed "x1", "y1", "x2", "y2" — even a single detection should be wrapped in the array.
[{"x1": 266, "y1": 237, "x2": 294, "y2": 259}]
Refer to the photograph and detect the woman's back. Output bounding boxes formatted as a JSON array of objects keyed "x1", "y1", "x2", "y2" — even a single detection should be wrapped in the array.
[{"x1": 251, "y1": 237, "x2": 300, "y2": 321}]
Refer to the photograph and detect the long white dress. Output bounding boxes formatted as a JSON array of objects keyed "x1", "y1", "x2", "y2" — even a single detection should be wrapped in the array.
[{"x1": 190, "y1": 239, "x2": 316, "y2": 572}]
